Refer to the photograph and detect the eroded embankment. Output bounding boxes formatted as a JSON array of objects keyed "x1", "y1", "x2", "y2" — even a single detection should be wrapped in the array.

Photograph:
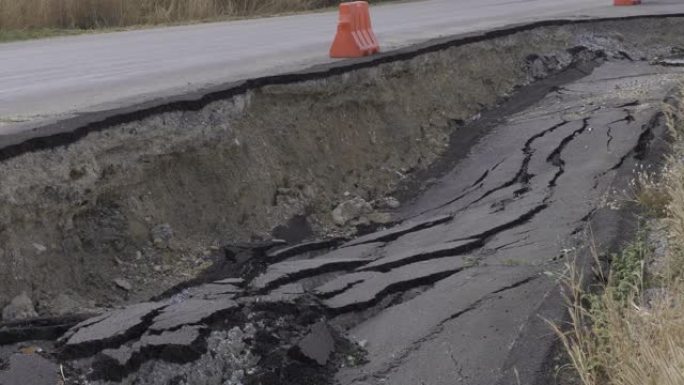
[{"x1": 1, "y1": 17, "x2": 684, "y2": 315}]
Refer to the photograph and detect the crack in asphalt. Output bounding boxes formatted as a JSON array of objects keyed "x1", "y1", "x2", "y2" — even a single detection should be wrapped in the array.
[
  {"x1": 452, "y1": 204, "x2": 549, "y2": 243},
  {"x1": 326, "y1": 267, "x2": 469, "y2": 314},
  {"x1": 467, "y1": 121, "x2": 570, "y2": 208},
  {"x1": 496, "y1": 241, "x2": 536, "y2": 252},
  {"x1": 360, "y1": 240, "x2": 483, "y2": 273},
  {"x1": 603, "y1": 112, "x2": 660, "y2": 174},
  {"x1": 60, "y1": 305, "x2": 169, "y2": 359},
  {"x1": 546, "y1": 118, "x2": 590, "y2": 189},
  {"x1": 342, "y1": 215, "x2": 453, "y2": 247},
  {"x1": 607, "y1": 110, "x2": 635, "y2": 151},
  {"x1": 408, "y1": 158, "x2": 510, "y2": 220},
  {"x1": 606, "y1": 125, "x2": 614, "y2": 151},
  {"x1": 615, "y1": 100, "x2": 640, "y2": 108}
]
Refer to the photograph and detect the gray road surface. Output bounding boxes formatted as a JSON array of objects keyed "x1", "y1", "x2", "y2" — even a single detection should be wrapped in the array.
[{"x1": 0, "y1": 0, "x2": 683, "y2": 134}]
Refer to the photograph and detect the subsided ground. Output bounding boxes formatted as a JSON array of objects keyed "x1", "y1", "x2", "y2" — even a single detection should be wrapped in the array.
[
  {"x1": 1, "y1": 16, "x2": 683, "y2": 320},
  {"x1": 1, "y1": 15, "x2": 684, "y2": 385}
]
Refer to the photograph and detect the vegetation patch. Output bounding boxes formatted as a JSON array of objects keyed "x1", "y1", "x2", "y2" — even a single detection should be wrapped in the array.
[{"x1": 554, "y1": 88, "x2": 684, "y2": 385}]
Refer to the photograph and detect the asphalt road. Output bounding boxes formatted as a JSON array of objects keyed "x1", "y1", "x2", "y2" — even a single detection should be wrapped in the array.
[{"x1": 1, "y1": 0, "x2": 683, "y2": 134}]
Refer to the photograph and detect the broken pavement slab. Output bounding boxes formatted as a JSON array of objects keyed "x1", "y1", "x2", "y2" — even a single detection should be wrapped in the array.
[
  {"x1": 324, "y1": 257, "x2": 473, "y2": 313},
  {"x1": 341, "y1": 215, "x2": 452, "y2": 247},
  {"x1": 336, "y1": 266, "x2": 542, "y2": 385},
  {"x1": 180, "y1": 283, "x2": 242, "y2": 300},
  {"x1": 97, "y1": 325, "x2": 206, "y2": 369},
  {"x1": 250, "y1": 243, "x2": 382, "y2": 291},
  {"x1": 149, "y1": 297, "x2": 238, "y2": 331},
  {"x1": 265, "y1": 238, "x2": 344, "y2": 262},
  {"x1": 314, "y1": 272, "x2": 378, "y2": 298},
  {"x1": 359, "y1": 239, "x2": 481, "y2": 271},
  {"x1": 0, "y1": 353, "x2": 59, "y2": 385},
  {"x1": 61, "y1": 302, "x2": 167, "y2": 354},
  {"x1": 1, "y1": 293, "x2": 38, "y2": 322},
  {"x1": 290, "y1": 321, "x2": 335, "y2": 366}
]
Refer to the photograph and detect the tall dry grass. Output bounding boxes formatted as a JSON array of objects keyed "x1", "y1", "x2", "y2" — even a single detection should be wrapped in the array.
[
  {"x1": 0, "y1": 0, "x2": 339, "y2": 30},
  {"x1": 552, "y1": 90, "x2": 684, "y2": 385},
  {"x1": 665, "y1": 97, "x2": 684, "y2": 280},
  {"x1": 552, "y1": 247, "x2": 684, "y2": 385}
]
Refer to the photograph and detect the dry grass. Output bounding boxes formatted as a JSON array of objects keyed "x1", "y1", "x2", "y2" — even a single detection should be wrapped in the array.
[
  {"x1": 0, "y1": 0, "x2": 341, "y2": 31},
  {"x1": 553, "y1": 267, "x2": 684, "y2": 385},
  {"x1": 664, "y1": 99, "x2": 684, "y2": 280},
  {"x1": 630, "y1": 168, "x2": 671, "y2": 217},
  {"x1": 553, "y1": 90, "x2": 684, "y2": 385}
]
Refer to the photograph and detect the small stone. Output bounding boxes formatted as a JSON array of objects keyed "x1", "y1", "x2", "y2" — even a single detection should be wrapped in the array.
[
  {"x1": 63, "y1": 302, "x2": 167, "y2": 347},
  {"x1": 214, "y1": 278, "x2": 244, "y2": 285},
  {"x1": 153, "y1": 265, "x2": 163, "y2": 272},
  {"x1": 350, "y1": 216, "x2": 371, "y2": 227},
  {"x1": 229, "y1": 369, "x2": 245, "y2": 384},
  {"x1": 151, "y1": 223, "x2": 174, "y2": 248},
  {"x1": 114, "y1": 278, "x2": 132, "y2": 291},
  {"x1": 376, "y1": 197, "x2": 400, "y2": 210},
  {"x1": 44, "y1": 293, "x2": 86, "y2": 316},
  {"x1": 332, "y1": 198, "x2": 373, "y2": 226},
  {"x1": 98, "y1": 346, "x2": 134, "y2": 367},
  {"x1": 358, "y1": 339, "x2": 368, "y2": 348},
  {"x1": 19, "y1": 346, "x2": 43, "y2": 355},
  {"x1": 367, "y1": 212, "x2": 393, "y2": 225},
  {"x1": 2, "y1": 292, "x2": 38, "y2": 321},
  {"x1": 32, "y1": 243, "x2": 47, "y2": 253}
]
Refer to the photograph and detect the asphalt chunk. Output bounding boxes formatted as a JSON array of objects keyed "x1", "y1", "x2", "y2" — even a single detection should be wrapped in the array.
[
  {"x1": 324, "y1": 257, "x2": 471, "y2": 313},
  {"x1": 290, "y1": 321, "x2": 336, "y2": 366},
  {"x1": 149, "y1": 298, "x2": 238, "y2": 332}
]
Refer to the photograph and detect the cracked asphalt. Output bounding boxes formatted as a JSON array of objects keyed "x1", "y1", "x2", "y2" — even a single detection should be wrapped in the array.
[{"x1": 2, "y1": 59, "x2": 684, "y2": 385}]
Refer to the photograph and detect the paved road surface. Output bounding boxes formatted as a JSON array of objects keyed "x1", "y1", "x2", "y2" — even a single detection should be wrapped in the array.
[{"x1": 0, "y1": 0, "x2": 682, "y2": 134}]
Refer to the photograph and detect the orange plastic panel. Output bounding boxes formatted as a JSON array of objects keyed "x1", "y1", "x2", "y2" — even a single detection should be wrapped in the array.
[{"x1": 330, "y1": 1, "x2": 380, "y2": 58}]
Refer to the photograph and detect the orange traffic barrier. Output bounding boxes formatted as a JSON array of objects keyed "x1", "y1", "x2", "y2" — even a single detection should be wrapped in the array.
[
  {"x1": 614, "y1": 0, "x2": 641, "y2": 5},
  {"x1": 330, "y1": 1, "x2": 380, "y2": 58}
]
